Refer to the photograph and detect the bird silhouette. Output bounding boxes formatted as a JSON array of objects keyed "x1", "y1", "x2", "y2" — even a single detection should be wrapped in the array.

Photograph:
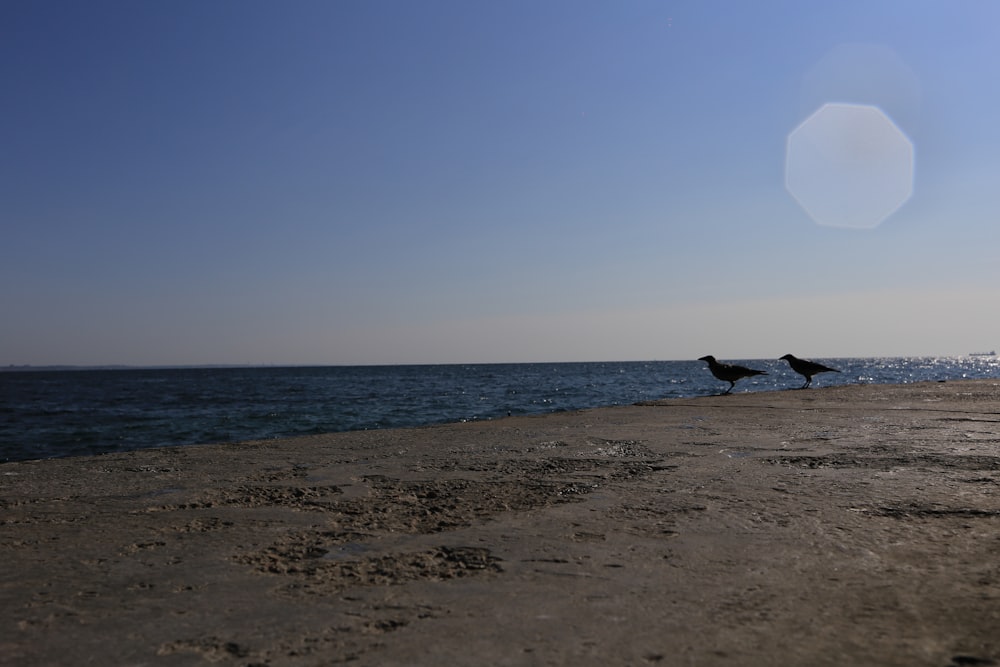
[
  {"x1": 779, "y1": 354, "x2": 840, "y2": 388},
  {"x1": 698, "y1": 355, "x2": 767, "y2": 394}
]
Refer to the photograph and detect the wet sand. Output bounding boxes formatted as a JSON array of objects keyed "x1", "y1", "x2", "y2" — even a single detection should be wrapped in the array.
[{"x1": 3, "y1": 380, "x2": 1000, "y2": 666}]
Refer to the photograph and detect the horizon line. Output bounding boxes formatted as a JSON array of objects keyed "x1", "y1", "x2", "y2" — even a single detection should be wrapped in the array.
[{"x1": 2, "y1": 353, "x2": 994, "y2": 372}]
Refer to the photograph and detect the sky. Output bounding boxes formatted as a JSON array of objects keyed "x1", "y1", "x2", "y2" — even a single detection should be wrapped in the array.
[{"x1": 2, "y1": 1, "x2": 1000, "y2": 366}]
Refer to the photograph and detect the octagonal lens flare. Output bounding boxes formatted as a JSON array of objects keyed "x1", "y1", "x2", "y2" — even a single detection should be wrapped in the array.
[{"x1": 785, "y1": 103, "x2": 914, "y2": 229}]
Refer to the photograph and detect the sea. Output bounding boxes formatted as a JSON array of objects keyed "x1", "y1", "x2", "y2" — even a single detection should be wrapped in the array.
[{"x1": 2, "y1": 357, "x2": 999, "y2": 463}]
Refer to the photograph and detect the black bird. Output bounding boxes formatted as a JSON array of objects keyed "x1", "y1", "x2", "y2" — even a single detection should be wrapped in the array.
[
  {"x1": 779, "y1": 354, "x2": 841, "y2": 388},
  {"x1": 698, "y1": 355, "x2": 767, "y2": 394}
]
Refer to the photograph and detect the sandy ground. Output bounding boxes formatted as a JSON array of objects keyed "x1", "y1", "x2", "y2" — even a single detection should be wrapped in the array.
[{"x1": 2, "y1": 380, "x2": 1000, "y2": 666}]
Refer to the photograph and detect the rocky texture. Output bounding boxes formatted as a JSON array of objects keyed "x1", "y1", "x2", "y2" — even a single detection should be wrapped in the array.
[{"x1": 2, "y1": 380, "x2": 1000, "y2": 666}]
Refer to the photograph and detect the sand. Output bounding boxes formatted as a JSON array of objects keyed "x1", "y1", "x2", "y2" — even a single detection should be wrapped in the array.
[{"x1": 2, "y1": 380, "x2": 1000, "y2": 666}]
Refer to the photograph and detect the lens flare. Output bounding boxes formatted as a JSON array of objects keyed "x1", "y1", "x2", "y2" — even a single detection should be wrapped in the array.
[{"x1": 785, "y1": 103, "x2": 914, "y2": 229}]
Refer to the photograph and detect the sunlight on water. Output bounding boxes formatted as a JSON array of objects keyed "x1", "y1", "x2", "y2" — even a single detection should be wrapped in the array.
[{"x1": 2, "y1": 358, "x2": 999, "y2": 462}]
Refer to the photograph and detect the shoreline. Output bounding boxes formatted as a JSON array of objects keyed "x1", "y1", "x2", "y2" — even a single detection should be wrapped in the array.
[
  {"x1": 6, "y1": 358, "x2": 1000, "y2": 464},
  {"x1": 3, "y1": 380, "x2": 1000, "y2": 666}
]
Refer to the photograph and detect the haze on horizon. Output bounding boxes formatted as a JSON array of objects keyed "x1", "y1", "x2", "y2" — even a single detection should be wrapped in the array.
[{"x1": 3, "y1": 1, "x2": 999, "y2": 367}]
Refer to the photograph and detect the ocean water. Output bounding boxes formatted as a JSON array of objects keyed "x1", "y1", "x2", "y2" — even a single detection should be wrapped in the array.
[{"x1": 2, "y1": 357, "x2": 999, "y2": 462}]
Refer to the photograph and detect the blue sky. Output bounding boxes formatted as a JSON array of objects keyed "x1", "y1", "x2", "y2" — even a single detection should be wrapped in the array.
[{"x1": 3, "y1": 1, "x2": 1000, "y2": 365}]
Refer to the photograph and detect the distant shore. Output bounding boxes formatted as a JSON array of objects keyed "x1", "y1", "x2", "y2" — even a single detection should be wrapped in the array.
[{"x1": 3, "y1": 380, "x2": 1000, "y2": 666}]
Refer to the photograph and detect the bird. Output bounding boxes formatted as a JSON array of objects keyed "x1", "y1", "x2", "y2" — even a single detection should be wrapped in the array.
[
  {"x1": 698, "y1": 355, "x2": 767, "y2": 394},
  {"x1": 779, "y1": 354, "x2": 841, "y2": 388}
]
